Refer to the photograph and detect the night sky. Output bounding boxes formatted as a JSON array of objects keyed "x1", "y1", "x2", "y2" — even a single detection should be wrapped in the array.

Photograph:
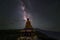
[{"x1": 0, "y1": 0, "x2": 60, "y2": 32}]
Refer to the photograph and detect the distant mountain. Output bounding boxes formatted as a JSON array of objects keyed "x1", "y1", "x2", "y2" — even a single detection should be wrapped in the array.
[
  {"x1": 0, "y1": 28, "x2": 60, "y2": 40},
  {"x1": 35, "y1": 28, "x2": 60, "y2": 40}
]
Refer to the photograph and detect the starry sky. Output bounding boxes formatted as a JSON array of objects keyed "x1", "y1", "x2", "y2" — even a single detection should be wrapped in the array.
[{"x1": 0, "y1": 0, "x2": 60, "y2": 32}]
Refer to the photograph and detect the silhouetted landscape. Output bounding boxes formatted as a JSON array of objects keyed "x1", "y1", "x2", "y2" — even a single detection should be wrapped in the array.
[{"x1": 0, "y1": 28, "x2": 59, "y2": 40}]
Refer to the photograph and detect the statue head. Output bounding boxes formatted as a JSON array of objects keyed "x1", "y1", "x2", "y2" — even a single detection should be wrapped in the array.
[{"x1": 27, "y1": 18, "x2": 29, "y2": 21}]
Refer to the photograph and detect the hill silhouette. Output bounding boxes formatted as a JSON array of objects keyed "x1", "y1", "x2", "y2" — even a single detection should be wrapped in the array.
[
  {"x1": 35, "y1": 28, "x2": 59, "y2": 40},
  {"x1": 0, "y1": 28, "x2": 59, "y2": 40}
]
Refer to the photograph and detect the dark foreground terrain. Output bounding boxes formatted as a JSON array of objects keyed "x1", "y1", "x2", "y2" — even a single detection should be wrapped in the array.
[{"x1": 0, "y1": 29, "x2": 59, "y2": 40}]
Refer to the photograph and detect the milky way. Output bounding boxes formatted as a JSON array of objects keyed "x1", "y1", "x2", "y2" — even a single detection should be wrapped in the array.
[
  {"x1": 0, "y1": 0, "x2": 59, "y2": 32},
  {"x1": 21, "y1": 0, "x2": 32, "y2": 21}
]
